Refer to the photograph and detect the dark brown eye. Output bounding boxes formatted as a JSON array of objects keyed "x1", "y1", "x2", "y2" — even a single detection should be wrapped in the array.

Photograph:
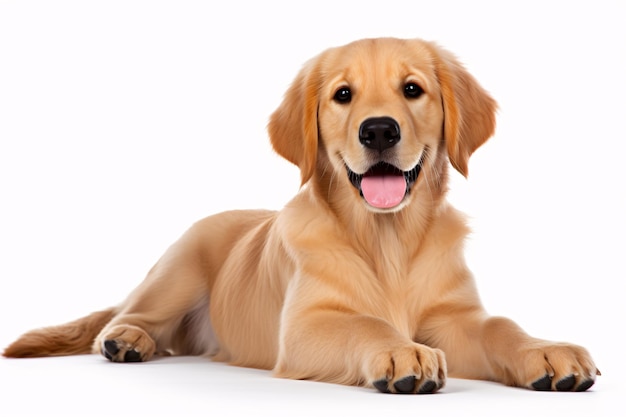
[
  {"x1": 334, "y1": 87, "x2": 352, "y2": 103},
  {"x1": 404, "y1": 82, "x2": 424, "y2": 99}
]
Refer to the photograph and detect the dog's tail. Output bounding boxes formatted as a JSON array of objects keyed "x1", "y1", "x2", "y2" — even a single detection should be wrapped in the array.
[{"x1": 3, "y1": 308, "x2": 116, "y2": 358}]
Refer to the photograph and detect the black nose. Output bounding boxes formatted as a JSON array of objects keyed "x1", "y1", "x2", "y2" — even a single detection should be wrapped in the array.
[{"x1": 359, "y1": 117, "x2": 401, "y2": 152}]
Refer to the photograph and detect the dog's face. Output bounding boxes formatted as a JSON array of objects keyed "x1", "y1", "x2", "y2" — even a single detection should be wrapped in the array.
[
  {"x1": 318, "y1": 40, "x2": 445, "y2": 212},
  {"x1": 269, "y1": 38, "x2": 497, "y2": 213}
]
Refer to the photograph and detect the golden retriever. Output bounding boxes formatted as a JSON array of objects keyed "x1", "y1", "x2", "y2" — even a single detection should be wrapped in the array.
[{"x1": 4, "y1": 37, "x2": 599, "y2": 393}]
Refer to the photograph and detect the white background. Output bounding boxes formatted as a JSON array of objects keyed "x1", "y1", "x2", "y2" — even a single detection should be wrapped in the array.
[{"x1": 1, "y1": 0, "x2": 624, "y2": 416}]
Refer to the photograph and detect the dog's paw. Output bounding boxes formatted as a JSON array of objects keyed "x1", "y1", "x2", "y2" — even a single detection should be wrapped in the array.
[
  {"x1": 366, "y1": 343, "x2": 446, "y2": 394},
  {"x1": 97, "y1": 324, "x2": 155, "y2": 363},
  {"x1": 515, "y1": 342, "x2": 599, "y2": 392}
]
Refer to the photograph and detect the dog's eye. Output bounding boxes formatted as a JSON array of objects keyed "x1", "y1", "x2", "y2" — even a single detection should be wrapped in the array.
[
  {"x1": 333, "y1": 87, "x2": 352, "y2": 103},
  {"x1": 404, "y1": 82, "x2": 424, "y2": 99}
]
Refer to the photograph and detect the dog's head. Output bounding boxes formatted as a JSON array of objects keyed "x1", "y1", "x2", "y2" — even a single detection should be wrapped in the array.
[{"x1": 269, "y1": 38, "x2": 497, "y2": 213}]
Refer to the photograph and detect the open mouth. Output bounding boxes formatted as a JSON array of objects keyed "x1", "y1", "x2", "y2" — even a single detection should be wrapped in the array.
[{"x1": 347, "y1": 160, "x2": 423, "y2": 209}]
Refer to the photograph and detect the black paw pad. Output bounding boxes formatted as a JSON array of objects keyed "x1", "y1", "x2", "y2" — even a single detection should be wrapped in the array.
[
  {"x1": 373, "y1": 379, "x2": 391, "y2": 393},
  {"x1": 556, "y1": 375, "x2": 576, "y2": 391},
  {"x1": 575, "y1": 379, "x2": 595, "y2": 392},
  {"x1": 418, "y1": 380, "x2": 438, "y2": 394},
  {"x1": 102, "y1": 349, "x2": 112, "y2": 360},
  {"x1": 531, "y1": 374, "x2": 552, "y2": 391},
  {"x1": 124, "y1": 349, "x2": 142, "y2": 362},
  {"x1": 393, "y1": 376, "x2": 416, "y2": 394},
  {"x1": 103, "y1": 340, "x2": 120, "y2": 361}
]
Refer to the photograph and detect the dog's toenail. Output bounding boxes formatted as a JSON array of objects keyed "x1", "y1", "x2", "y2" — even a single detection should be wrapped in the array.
[
  {"x1": 373, "y1": 379, "x2": 390, "y2": 393},
  {"x1": 556, "y1": 375, "x2": 576, "y2": 391},
  {"x1": 393, "y1": 376, "x2": 416, "y2": 393},
  {"x1": 103, "y1": 340, "x2": 120, "y2": 356},
  {"x1": 123, "y1": 349, "x2": 142, "y2": 362},
  {"x1": 531, "y1": 374, "x2": 552, "y2": 391},
  {"x1": 419, "y1": 380, "x2": 437, "y2": 394},
  {"x1": 576, "y1": 379, "x2": 595, "y2": 392}
]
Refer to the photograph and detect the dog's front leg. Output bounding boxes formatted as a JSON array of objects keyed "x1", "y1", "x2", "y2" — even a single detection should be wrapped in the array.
[
  {"x1": 480, "y1": 316, "x2": 600, "y2": 391},
  {"x1": 421, "y1": 308, "x2": 599, "y2": 391},
  {"x1": 273, "y1": 282, "x2": 446, "y2": 394}
]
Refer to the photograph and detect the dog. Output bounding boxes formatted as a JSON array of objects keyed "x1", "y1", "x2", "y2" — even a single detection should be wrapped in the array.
[{"x1": 4, "y1": 37, "x2": 600, "y2": 394}]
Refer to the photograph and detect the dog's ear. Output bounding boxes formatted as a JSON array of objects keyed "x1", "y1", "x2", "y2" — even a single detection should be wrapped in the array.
[
  {"x1": 268, "y1": 58, "x2": 322, "y2": 186},
  {"x1": 426, "y1": 42, "x2": 498, "y2": 177}
]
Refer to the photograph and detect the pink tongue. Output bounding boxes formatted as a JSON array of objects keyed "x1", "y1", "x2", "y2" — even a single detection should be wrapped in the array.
[{"x1": 360, "y1": 175, "x2": 406, "y2": 209}]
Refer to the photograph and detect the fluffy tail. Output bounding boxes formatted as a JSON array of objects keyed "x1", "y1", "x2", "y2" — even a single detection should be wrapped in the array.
[{"x1": 3, "y1": 308, "x2": 116, "y2": 358}]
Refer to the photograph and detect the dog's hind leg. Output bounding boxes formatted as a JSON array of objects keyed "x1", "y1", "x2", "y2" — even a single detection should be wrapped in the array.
[
  {"x1": 94, "y1": 210, "x2": 276, "y2": 363},
  {"x1": 94, "y1": 227, "x2": 215, "y2": 362}
]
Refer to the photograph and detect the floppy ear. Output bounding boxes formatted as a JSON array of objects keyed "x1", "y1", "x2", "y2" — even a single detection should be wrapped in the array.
[
  {"x1": 426, "y1": 42, "x2": 498, "y2": 177},
  {"x1": 268, "y1": 58, "x2": 322, "y2": 186}
]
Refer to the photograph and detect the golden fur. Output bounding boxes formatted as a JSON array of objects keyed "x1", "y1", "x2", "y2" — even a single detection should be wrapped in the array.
[{"x1": 4, "y1": 38, "x2": 599, "y2": 393}]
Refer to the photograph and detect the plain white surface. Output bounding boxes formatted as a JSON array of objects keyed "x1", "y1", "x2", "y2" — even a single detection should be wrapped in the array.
[
  {"x1": 0, "y1": 356, "x2": 619, "y2": 417},
  {"x1": 1, "y1": 0, "x2": 625, "y2": 415}
]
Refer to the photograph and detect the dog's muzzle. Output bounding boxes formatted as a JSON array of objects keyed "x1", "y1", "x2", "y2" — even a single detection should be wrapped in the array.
[{"x1": 347, "y1": 117, "x2": 423, "y2": 210}]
